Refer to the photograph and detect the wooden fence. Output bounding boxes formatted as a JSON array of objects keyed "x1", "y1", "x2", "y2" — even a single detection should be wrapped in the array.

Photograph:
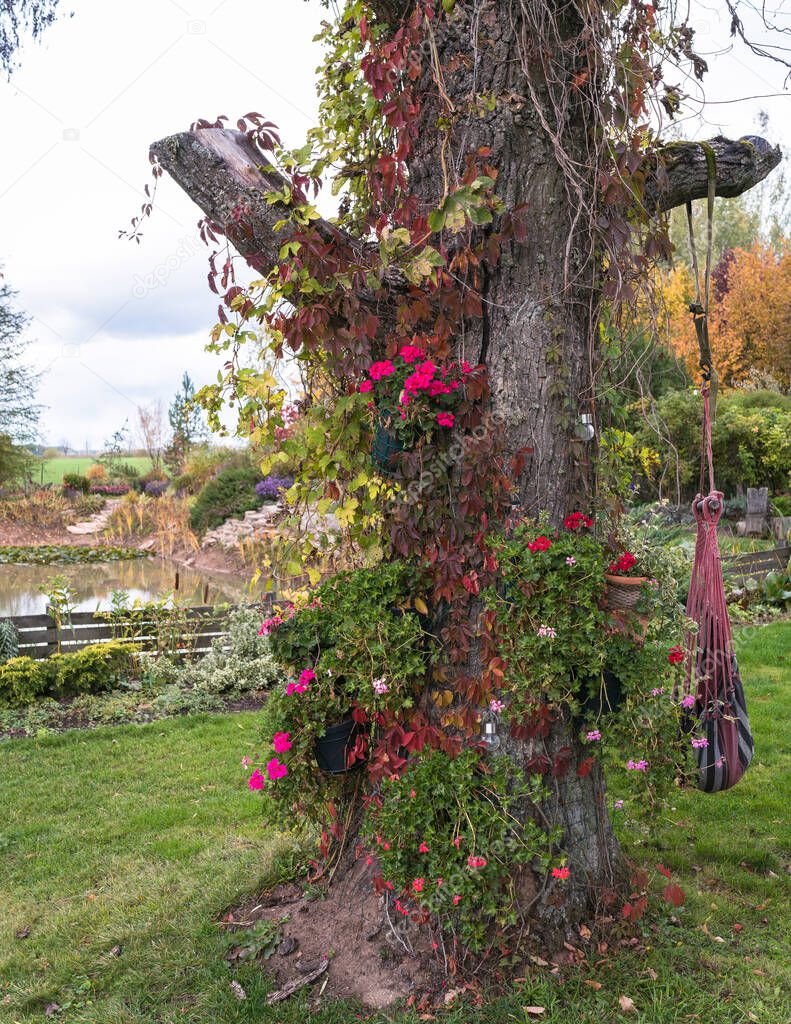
[
  {"x1": 723, "y1": 545, "x2": 790, "y2": 583},
  {"x1": 9, "y1": 606, "x2": 234, "y2": 660}
]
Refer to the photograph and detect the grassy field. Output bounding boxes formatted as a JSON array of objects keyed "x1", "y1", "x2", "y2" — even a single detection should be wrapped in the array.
[
  {"x1": 35, "y1": 456, "x2": 152, "y2": 487},
  {"x1": 0, "y1": 623, "x2": 788, "y2": 1023}
]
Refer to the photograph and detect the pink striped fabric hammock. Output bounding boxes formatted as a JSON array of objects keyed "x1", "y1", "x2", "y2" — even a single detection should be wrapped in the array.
[
  {"x1": 681, "y1": 388, "x2": 754, "y2": 792},
  {"x1": 679, "y1": 164, "x2": 753, "y2": 793}
]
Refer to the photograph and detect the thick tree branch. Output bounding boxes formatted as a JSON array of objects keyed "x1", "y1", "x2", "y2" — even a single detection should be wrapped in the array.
[
  {"x1": 151, "y1": 129, "x2": 781, "y2": 278},
  {"x1": 149, "y1": 129, "x2": 364, "y2": 275},
  {"x1": 646, "y1": 135, "x2": 782, "y2": 214}
]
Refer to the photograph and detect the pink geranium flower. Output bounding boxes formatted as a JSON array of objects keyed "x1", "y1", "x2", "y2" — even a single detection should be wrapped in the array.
[
  {"x1": 586, "y1": 729, "x2": 601, "y2": 742},
  {"x1": 248, "y1": 769, "x2": 265, "y2": 791},
  {"x1": 537, "y1": 624, "x2": 557, "y2": 639},
  {"x1": 527, "y1": 535, "x2": 551, "y2": 553},
  {"x1": 436, "y1": 411, "x2": 455, "y2": 428},
  {"x1": 453, "y1": 894, "x2": 462, "y2": 905},
  {"x1": 369, "y1": 360, "x2": 395, "y2": 381},
  {"x1": 552, "y1": 866, "x2": 570, "y2": 880},
  {"x1": 691, "y1": 737, "x2": 709, "y2": 749},
  {"x1": 287, "y1": 668, "x2": 314, "y2": 695},
  {"x1": 467, "y1": 855, "x2": 487, "y2": 869},
  {"x1": 399, "y1": 343, "x2": 425, "y2": 364},
  {"x1": 358, "y1": 379, "x2": 373, "y2": 393},
  {"x1": 273, "y1": 732, "x2": 292, "y2": 754},
  {"x1": 419, "y1": 842, "x2": 430, "y2": 854},
  {"x1": 626, "y1": 758, "x2": 649, "y2": 772},
  {"x1": 266, "y1": 758, "x2": 288, "y2": 781},
  {"x1": 412, "y1": 878, "x2": 425, "y2": 894},
  {"x1": 680, "y1": 694, "x2": 696, "y2": 709},
  {"x1": 489, "y1": 699, "x2": 505, "y2": 714}
]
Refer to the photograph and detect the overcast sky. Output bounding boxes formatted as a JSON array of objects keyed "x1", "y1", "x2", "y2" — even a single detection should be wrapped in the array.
[{"x1": 1, "y1": 0, "x2": 789, "y2": 450}]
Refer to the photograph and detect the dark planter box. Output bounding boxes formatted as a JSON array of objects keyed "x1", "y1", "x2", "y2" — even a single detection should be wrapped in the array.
[
  {"x1": 314, "y1": 718, "x2": 363, "y2": 774},
  {"x1": 580, "y1": 669, "x2": 624, "y2": 716},
  {"x1": 372, "y1": 410, "x2": 406, "y2": 474}
]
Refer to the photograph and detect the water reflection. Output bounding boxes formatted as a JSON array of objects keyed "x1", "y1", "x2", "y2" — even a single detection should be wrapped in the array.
[{"x1": 0, "y1": 558, "x2": 246, "y2": 617}]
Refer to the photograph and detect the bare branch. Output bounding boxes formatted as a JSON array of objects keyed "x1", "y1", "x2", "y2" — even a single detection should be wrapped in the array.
[
  {"x1": 647, "y1": 135, "x2": 782, "y2": 214},
  {"x1": 149, "y1": 129, "x2": 363, "y2": 274}
]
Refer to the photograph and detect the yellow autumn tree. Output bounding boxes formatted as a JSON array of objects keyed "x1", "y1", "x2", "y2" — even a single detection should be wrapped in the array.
[
  {"x1": 662, "y1": 243, "x2": 791, "y2": 388},
  {"x1": 713, "y1": 243, "x2": 791, "y2": 390}
]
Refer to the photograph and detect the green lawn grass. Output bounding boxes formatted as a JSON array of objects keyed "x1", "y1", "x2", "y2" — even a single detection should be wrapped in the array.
[
  {"x1": 35, "y1": 456, "x2": 152, "y2": 487},
  {"x1": 0, "y1": 623, "x2": 788, "y2": 1023}
]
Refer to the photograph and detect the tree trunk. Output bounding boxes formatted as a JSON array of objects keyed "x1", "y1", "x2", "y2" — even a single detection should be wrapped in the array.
[
  {"x1": 150, "y1": 0, "x2": 780, "y2": 970},
  {"x1": 404, "y1": 0, "x2": 617, "y2": 935}
]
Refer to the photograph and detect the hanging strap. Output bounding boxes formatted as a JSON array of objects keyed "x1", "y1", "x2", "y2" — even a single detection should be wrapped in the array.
[
  {"x1": 686, "y1": 143, "x2": 717, "y2": 493},
  {"x1": 684, "y1": 141, "x2": 721, "y2": 415}
]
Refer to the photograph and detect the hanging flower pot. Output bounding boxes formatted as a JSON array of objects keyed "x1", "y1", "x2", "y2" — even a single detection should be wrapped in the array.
[
  {"x1": 371, "y1": 409, "x2": 405, "y2": 473},
  {"x1": 603, "y1": 573, "x2": 649, "y2": 611},
  {"x1": 603, "y1": 551, "x2": 647, "y2": 611},
  {"x1": 313, "y1": 718, "x2": 364, "y2": 774}
]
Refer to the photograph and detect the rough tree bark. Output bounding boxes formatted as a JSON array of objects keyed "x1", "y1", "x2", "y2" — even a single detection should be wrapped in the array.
[{"x1": 150, "y1": 1, "x2": 779, "y2": 954}]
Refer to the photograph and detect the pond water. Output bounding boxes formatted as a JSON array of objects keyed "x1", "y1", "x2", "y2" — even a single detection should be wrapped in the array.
[{"x1": 0, "y1": 558, "x2": 247, "y2": 617}]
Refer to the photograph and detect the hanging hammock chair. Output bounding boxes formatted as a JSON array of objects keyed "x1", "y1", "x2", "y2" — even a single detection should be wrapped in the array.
[{"x1": 678, "y1": 150, "x2": 754, "y2": 793}]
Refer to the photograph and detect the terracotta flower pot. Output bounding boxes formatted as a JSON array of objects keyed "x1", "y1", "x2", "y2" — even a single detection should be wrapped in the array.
[{"x1": 604, "y1": 573, "x2": 648, "y2": 611}]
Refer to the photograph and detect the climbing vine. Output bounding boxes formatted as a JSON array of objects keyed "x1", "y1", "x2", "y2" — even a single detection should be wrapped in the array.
[{"x1": 166, "y1": 0, "x2": 717, "y2": 952}]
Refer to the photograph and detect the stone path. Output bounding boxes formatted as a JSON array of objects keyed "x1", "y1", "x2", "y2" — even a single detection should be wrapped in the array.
[{"x1": 66, "y1": 499, "x2": 122, "y2": 536}]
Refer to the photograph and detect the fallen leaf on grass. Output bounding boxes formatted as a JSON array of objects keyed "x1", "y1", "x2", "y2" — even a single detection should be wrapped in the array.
[
  {"x1": 44, "y1": 1004, "x2": 61, "y2": 1016},
  {"x1": 14, "y1": 927, "x2": 30, "y2": 939},
  {"x1": 644, "y1": 968, "x2": 658, "y2": 981},
  {"x1": 618, "y1": 995, "x2": 637, "y2": 1013},
  {"x1": 523, "y1": 1007, "x2": 545, "y2": 1017},
  {"x1": 584, "y1": 980, "x2": 602, "y2": 990},
  {"x1": 733, "y1": 923, "x2": 743, "y2": 933},
  {"x1": 229, "y1": 981, "x2": 246, "y2": 1001}
]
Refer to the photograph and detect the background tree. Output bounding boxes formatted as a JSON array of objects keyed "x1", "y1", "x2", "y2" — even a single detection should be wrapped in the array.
[
  {"x1": 136, "y1": 401, "x2": 166, "y2": 473},
  {"x1": 1, "y1": 0, "x2": 64, "y2": 75},
  {"x1": 164, "y1": 371, "x2": 205, "y2": 474},
  {"x1": 149, "y1": 0, "x2": 782, "y2": 962},
  {"x1": 0, "y1": 276, "x2": 41, "y2": 483}
]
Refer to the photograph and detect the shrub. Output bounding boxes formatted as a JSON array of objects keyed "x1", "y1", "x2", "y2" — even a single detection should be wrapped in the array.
[
  {"x1": 255, "y1": 475, "x2": 294, "y2": 502},
  {"x1": 0, "y1": 641, "x2": 138, "y2": 707},
  {"x1": 183, "y1": 445, "x2": 249, "y2": 490},
  {"x1": 62, "y1": 472, "x2": 90, "y2": 493},
  {"x1": 72, "y1": 493, "x2": 106, "y2": 517},
  {"x1": 89, "y1": 483, "x2": 130, "y2": 496},
  {"x1": 85, "y1": 463, "x2": 107, "y2": 483},
  {"x1": 633, "y1": 388, "x2": 791, "y2": 499},
  {"x1": 145, "y1": 605, "x2": 280, "y2": 698},
  {"x1": 189, "y1": 466, "x2": 262, "y2": 534},
  {"x1": 144, "y1": 479, "x2": 169, "y2": 497},
  {"x1": 0, "y1": 620, "x2": 19, "y2": 665}
]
